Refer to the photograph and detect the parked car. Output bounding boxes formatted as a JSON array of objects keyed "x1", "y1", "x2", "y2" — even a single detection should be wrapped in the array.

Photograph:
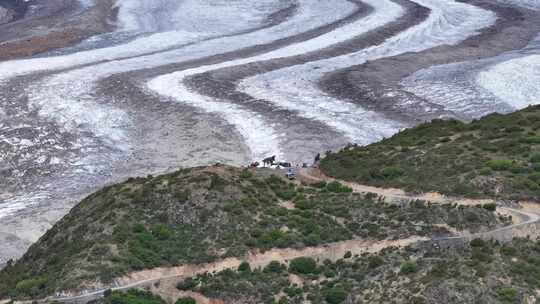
[{"x1": 286, "y1": 168, "x2": 296, "y2": 180}]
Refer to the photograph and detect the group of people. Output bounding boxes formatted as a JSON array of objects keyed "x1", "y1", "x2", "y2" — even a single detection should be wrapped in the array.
[{"x1": 248, "y1": 153, "x2": 321, "y2": 169}]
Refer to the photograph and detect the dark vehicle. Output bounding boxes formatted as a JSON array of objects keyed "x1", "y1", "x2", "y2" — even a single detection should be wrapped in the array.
[
  {"x1": 286, "y1": 168, "x2": 296, "y2": 180},
  {"x1": 278, "y1": 162, "x2": 292, "y2": 168}
]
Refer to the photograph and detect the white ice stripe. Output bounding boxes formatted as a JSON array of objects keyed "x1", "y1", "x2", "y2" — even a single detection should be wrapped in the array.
[
  {"x1": 26, "y1": 0, "x2": 354, "y2": 152},
  {"x1": 115, "y1": 0, "x2": 280, "y2": 33},
  {"x1": 0, "y1": 192, "x2": 50, "y2": 219},
  {"x1": 26, "y1": 76, "x2": 132, "y2": 147},
  {"x1": 147, "y1": 75, "x2": 282, "y2": 161},
  {"x1": 476, "y1": 55, "x2": 540, "y2": 109},
  {"x1": 242, "y1": 79, "x2": 404, "y2": 144},
  {"x1": 401, "y1": 68, "x2": 509, "y2": 117},
  {"x1": 401, "y1": 33, "x2": 540, "y2": 117},
  {"x1": 0, "y1": 0, "x2": 348, "y2": 81},
  {"x1": 0, "y1": 0, "x2": 287, "y2": 79},
  {"x1": 195, "y1": 0, "x2": 404, "y2": 63},
  {"x1": 240, "y1": 0, "x2": 496, "y2": 143},
  {"x1": 147, "y1": 0, "x2": 402, "y2": 159}
]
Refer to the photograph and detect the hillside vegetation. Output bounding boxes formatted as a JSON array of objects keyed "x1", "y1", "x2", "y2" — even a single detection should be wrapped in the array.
[
  {"x1": 96, "y1": 238, "x2": 540, "y2": 304},
  {"x1": 183, "y1": 238, "x2": 540, "y2": 304},
  {"x1": 321, "y1": 106, "x2": 540, "y2": 200},
  {"x1": 0, "y1": 166, "x2": 503, "y2": 299}
]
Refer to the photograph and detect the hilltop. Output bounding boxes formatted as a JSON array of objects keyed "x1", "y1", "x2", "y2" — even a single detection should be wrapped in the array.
[{"x1": 321, "y1": 105, "x2": 540, "y2": 201}]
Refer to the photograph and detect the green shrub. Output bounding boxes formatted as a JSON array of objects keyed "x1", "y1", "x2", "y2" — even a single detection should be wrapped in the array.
[
  {"x1": 174, "y1": 190, "x2": 190, "y2": 202},
  {"x1": 500, "y1": 245, "x2": 517, "y2": 256},
  {"x1": 400, "y1": 261, "x2": 418, "y2": 274},
  {"x1": 277, "y1": 189, "x2": 297, "y2": 200},
  {"x1": 497, "y1": 287, "x2": 518, "y2": 303},
  {"x1": 264, "y1": 261, "x2": 286, "y2": 273},
  {"x1": 133, "y1": 223, "x2": 146, "y2": 233},
  {"x1": 175, "y1": 297, "x2": 196, "y2": 304},
  {"x1": 509, "y1": 163, "x2": 526, "y2": 174},
  {"x1": 524, "y1": 136, "x2": 540, "y2": 144},
  {"x1": 176, "y1": 278, "x2": 197, "y2": 291},
  {"x1": 284, "y1": 286, "x2": 303, "y2": 298},
  {"x1": 151, "y1": 224, "x2": 171, "y2": 240},
  {"x1": 104, "y1": 289, "x2": 113, "y2": 298},
  {"x1": 486, "y1": 160, "x2": 513, "y2": 171},
  {"x1": 428, "y1": 262, "x2": 448, "y2": 279},
  {"x1": 479, "y1": 167, "x2": 492, "y2": 176},
  {"x1": 368, "y1": 256, "x2": 385, "y2": 269},
  {"x1": 104, "y1": 290, "x2": 166, "y2": 304},
  {"x1": 240, "y1": 169, "x2": 253, "y2": 179},
  {"x1": 530, "y1": 154, "x2": 540, "y2": 163},
  {"x1": 527, "y1": 172, "x2": 540, "y2": 183},
  {"x1": 482, "y1": 203, "x2": 497, "y2": 212},
  {"x1": 312, "y1": 181, "x2": 327, "y2": 189},
  {"x1": 513, "y1": 176, "x2": 540, "y2": 190},
  {"x1": 278, "y1": 297, "x2": 289, "y2": 304},
  {"x1": 210, "y1": 174, "x2": 228, "y2": 191},
  {"x1": 326, "y1": 181, "x2": 352, "y2": 193},
  {"x1": 470, "y1": 239, "x2": 486, "y2": 248},
  {"x1": 238, "y1": 261, "x2": 251, "y2": 273},
  {"x1": 324, "y1": 286, "x2": 348, "y2": 304},
  {"x1": 381, "y1": 166, "x2": 405, "y2": 179},
  {"x1": 289, "y1": 257, "x2": 317, "y2": 274},
  {"x1": 15, "y1": 277, "x2": 47, "y2": 295}
]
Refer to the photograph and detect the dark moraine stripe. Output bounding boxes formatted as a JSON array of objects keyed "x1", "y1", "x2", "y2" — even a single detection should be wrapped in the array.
[
  {"x1": 319, "y1": 0, "x2": 540, "y2": 124},
  {"x1": 101, "y1": 0, "x2": 372, "y2": 81},
  {"x1": 0, "y1": 1, "x2": 301, "y2": 194},
  {"x1": 159, "y1": 0, "x2": 429, "y2": 160},
  {"x1": 0, "y1": 0, "x2": 301, "y2": 266},
  {"x1": 93, "y1": 0, "x2": 377, "y2": 160},
  {"x1": 179, "y1": 0, "x2": 428, "y2": 127}
]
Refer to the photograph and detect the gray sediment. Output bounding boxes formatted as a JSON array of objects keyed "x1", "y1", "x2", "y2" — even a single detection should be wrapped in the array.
[
  {"x1": 0, "y1": 0, "x2": 300, "y2": 266},
  {"x1": 177, "y1": 0, "x2": 428, "y2": 162},
  {"x1": 319, "y1": 0, "x2": 540, "y2": 123}
]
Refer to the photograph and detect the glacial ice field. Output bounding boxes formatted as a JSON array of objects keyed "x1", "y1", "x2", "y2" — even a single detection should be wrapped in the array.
[{"x1": 0, "y1": 0, "x2": 539, "y2": 264}]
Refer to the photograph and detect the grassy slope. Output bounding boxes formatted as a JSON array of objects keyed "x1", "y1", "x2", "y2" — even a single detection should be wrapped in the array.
[
  {"x1": 96, "y1": 238, "x2": 540, "y2": 304},
  {"x1": 321, "y1": 106, "x2": 540, "y2": 200},
  {"x1": 185, "y1": 238, "x2": 540, "y2": 304},
  {"x1": 0, "y1": 166, "x2": 502, "y2": 299}
]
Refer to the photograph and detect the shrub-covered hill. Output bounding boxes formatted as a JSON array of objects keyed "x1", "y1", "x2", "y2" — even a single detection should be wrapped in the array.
[
  {"x1": 164, "y1": 238, "x2": 540, "y2": 304},
  {"x1": 0, "y1": 166, "x2": 505, "y2": 299},
  {"x1": 321, "y1": 105, "x2": 540, "y2": 201}
]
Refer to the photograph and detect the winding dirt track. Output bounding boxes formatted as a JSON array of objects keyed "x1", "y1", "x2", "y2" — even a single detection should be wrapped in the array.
[{"x1": 44, "y1": 170, "x2": 540, "y2": 304}]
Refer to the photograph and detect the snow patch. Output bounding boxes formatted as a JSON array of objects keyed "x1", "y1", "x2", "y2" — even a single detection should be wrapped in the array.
[{"x1": 477, "y1": 55, "x2": 540, "y2": 109}]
